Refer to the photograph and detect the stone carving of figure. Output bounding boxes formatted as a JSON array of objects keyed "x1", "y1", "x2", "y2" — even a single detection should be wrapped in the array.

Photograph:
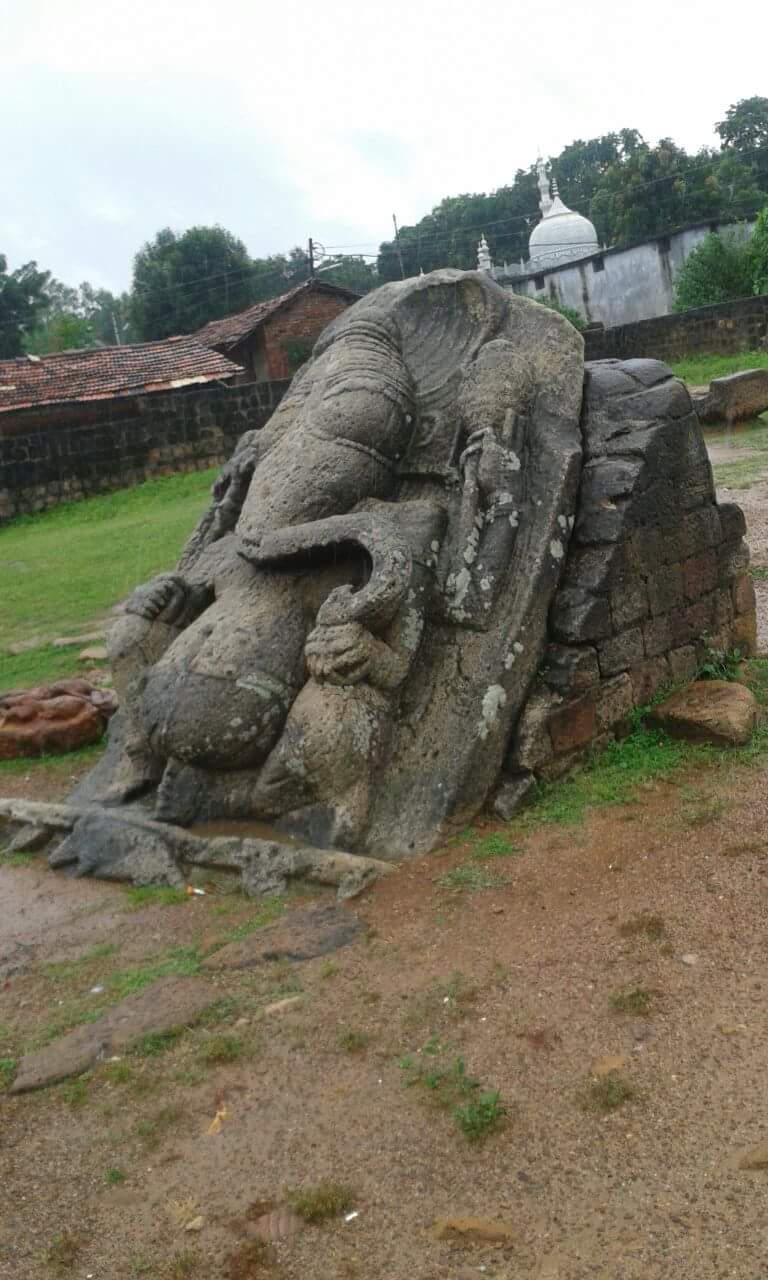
[{"x1": 104, "y1": 271, "x2": 585, "y2": 855}]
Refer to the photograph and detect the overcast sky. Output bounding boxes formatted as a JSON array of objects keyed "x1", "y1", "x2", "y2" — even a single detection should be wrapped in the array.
[{"x1": 2, "y1": 0, "x2": 765, "y2": 293}]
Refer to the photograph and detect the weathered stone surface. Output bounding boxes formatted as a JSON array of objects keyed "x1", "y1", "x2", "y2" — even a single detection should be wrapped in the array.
[
  {"x1": 202, "y1": 903, "x2": 364, "y2": 970},
  {"x1": 84, "y1": 270, "x2": 585, "y2": 861},
  {"x1": 492, "y1": 772, "x2": 534, "y2": 820},
  {"x1": 10, "y1": 977, "x2": 217, "y2": 1092},
  {"x1": 548, "y1": 695, "x2": 596, "y2": 753},
  {"x1": 0, "y1": 799, "x2": 393, "y2": 899},
  {"x1": 649, "y1": 680, "x2": 757, "y2": 747},
  {"x1": 541, "y1": 644, "x2": 600, "y2": 694},
  {"x1": 694, "y1": 369, "x2": 768, "y2": 425},
  {"x1": 0, "y1": 679, "x2": 117, "y2": 760}
]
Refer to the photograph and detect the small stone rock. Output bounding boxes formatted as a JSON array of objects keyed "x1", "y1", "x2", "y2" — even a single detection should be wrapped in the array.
[
  {"x1": 681, "y1": 953, "x2": 699, "y2": 966},
  {"x1": 10, "y1": 977, "x2": 218, "y2": 1092},
  {"x1": 718, "y1": 1022, "x2": 748, "y2": 1036},
  {"x1": 202, "y1": 904, "x2": 364, "y2": 971},
  {"x1": 648, "y1": 681, "x2": 757, "y2": 748},
  {"x1": 53, "y1": 631, "x2": 104, "y2": 649},
  {"x1": 77, "y1": 645, "x2": 108, "y2": 662},
  {"x1": 184, "y1": 1216, "x2": 205, "y2": 1232},
  {"x1": 737, "y1": 1143, "x2": 768, "y2": 1171},
  {"x1": 431, "y1": 1216, "x2": 517, "y2": 1244},
  {"x1": 252, "y1": 1207, "x2": 304, "y2": 1242},
  {"x1": 591, "y1": 1054, "x2": 628, "y2": 1076},
  {"x1": 262, "y1": 996, "x2": 303, "y2": 1017},
  {"x1": 493, "y1": 773, "x2": 534, "y2": 821}
]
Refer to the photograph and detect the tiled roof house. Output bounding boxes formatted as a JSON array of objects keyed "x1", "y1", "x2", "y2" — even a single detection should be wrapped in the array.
[{"x1": 196, "y1": 279, "x2": 359, "y2": 381}]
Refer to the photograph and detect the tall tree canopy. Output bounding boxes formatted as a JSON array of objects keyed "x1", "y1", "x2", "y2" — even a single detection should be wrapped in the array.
[
  {"x1": 129, "y1": 226, "x2": 256, "y2": 340},
  {"x1": 0, "y1": 256, "x2": 51, "y2": 357}
]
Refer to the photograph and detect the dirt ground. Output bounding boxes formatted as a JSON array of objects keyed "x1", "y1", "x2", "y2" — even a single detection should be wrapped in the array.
[
  {"x1": 3, "y1": 448, "x2": 768, "y2": 1280},
  {"x1": 4, "y1": 739, "x2": 768, "y2": 1280}
]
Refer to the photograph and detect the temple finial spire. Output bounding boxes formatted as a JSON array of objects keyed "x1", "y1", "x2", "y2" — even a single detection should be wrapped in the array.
[{"x1": 477, "y1": 234, "x2": 492, "y2": 274}]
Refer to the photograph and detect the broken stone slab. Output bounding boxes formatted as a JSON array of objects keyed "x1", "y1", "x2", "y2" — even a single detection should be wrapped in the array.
[
  {"x1": 648, "y1": 679, "x2": 757, "y2": 747},
  {"x1": 692, "y1": 370, "x2": 768, "y2": 425},
  {"x1": 78, "y1": 645, "x2": 109, "y2": 662},
  {"x1": 10, "y1": 976, "x2": 217, "y2": 1093},
  {"x1": 0, "y1": 799, "x2": 394, "y2": 900},
  {"x1": 52, "y1": 631, "x2": 105, "y2": 649},
  {"x1": 202, "y1": 903, "x2": 364, "y2": 970}
]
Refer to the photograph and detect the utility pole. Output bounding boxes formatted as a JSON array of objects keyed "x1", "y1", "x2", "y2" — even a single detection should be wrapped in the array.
[
  {"x1": 308, "y1": 238, "x2": 315, "y2": 278},
  {"x1": 111, "y1": 312, "x2": 122, "y2": 346},
  {"x1": 392, "y1": 214, "x2": 405, "y2": 280}
]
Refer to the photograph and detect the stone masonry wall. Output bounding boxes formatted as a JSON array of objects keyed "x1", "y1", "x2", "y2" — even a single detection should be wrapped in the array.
[
  {"x1": 0, "y1": 379, "x2": 289, "y2": 523},
  {"x1": 584, "y1": 294, "x2": 768, "y2": 365},
  {"x1": 507, "y1": 358, "x2": 756, "y2": 782}
]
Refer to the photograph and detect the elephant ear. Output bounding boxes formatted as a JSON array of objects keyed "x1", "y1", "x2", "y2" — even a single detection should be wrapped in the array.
[{"x1": 392, "y1": 269, "x2": 508, "y2": 418}]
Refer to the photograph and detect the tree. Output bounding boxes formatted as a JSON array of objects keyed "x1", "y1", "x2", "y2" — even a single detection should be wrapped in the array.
[
  {"x1": 0, "y1": 256, "x2": 51, "y2": 357},
  {"x1": 672, "y1": 231, "x2": 753, "y2": 310},
  {"x1": 129, "y1": 225, "x2": 255, "y2": 340},
  {"x1": 25, "y1": 278, "x2": 128, "y2": 353},
  {"x1": 748, "y1": 205, "x2": 768, "y2": 296},
  {"x1": 716, "y1": 97, "x2": 768, "y2": 153}
]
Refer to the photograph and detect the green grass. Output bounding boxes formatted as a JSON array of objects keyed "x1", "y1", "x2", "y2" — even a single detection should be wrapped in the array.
[
  {"x1": 219, "y1": 896, "x2": 287, "y2": 943},
  {"x1": 583, "y1": 1071, "x2": 636, "y2": 1113},
  {"x1": 610, "y1": 985, "x2": 655, "y2": 1016},
  {"x1": 0, "y1": 741, "x2": 104, "y2": 776},
  {"x1": 0, "y1": 467, "x2": 217, "y2": 651},
  {"x1": 712, "y1": 456, "x2": 768, "y2": 489},
  {"x1": 105, "y1": 1166, "x2": 126, "y2": 1186},
  {"x1": 124, "y1": 886, "x2": 189, "y2": 910},
  {"x1": 0, "y1": 1057, "x2": 16, "y2": 1089},
  {"x1": 619, "y1": 912, "x2": 666, "y2": 941},
  {"x1": 671, "y1": 350, "x2": 768, "y2": 384},
  {"x1": 399, "y1": 1037, "x2": 506, "y2": 1141},
  {"x1": 43, "y1": 942, "x2": 120, "y2": 981},
  {"x1": 286, "y1": 1182, "x2": 355, "y2": 1222},
  {"x1": 515, "y1": 725, "x2": 699, "y2": 829},
  {"x1": 438, "y1": 864, "x2": 504, "y2": 892}
]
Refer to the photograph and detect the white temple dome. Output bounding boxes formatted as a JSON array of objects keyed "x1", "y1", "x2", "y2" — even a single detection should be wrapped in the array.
[{"x1": 528, "y1": 163, "x2": 599, "y2": 270}]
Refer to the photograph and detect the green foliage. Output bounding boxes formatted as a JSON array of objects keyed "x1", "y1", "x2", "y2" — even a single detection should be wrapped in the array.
[
  {"x1": 453, "y1": 1091, "x2": 507, "y2": 1141},
  {"x1": 584, "y1": 1071, "x2": 636, "y2": 1112},
  {"x1": 748, "y1": 205, "x2": 768, "y2": 296},
  {"x1": 286, "y1": 1182, "x2": 355, "y2": 1222},
  {"x1": 610, "y1": 985, "x2": 655, "y2": 1016},
  {"x1": 673, "y1": 231, "x2": 754, "y2": 310},
  {"x1": 124, "y1": 886, "x2": 189, "y2": 910},
  {"x1": 532, "y1": 295, "x2": 586, "y2": 330},
  {"x1": 281, "y1": 335, "x2": 314, "y2": 374},
  {"x1": 105, "y1": 1166, "x2": 126, "y2": 1186},
  {"x1": 198, "y1": 1034, "x2": 245, "y2": 1064},
  {"x1": 437, "y1": 864, "x2": 503, "y2": 892},
  {"x1": 337, "y1": 1028, "x2": 370, "y2": 1053},
  {"x1": 698, "y1": 645, "x2": 743, "y2": 681},
  {"x1": 0, "y1": 1057, "x2": 16, "y2": 1090},
  {"x1": 516, "y1": 726, "x2": 700, "y2": 828},
  {"x1": 716, "y1": 96, "x2": 768, "y2": 153},
  {"x1": 399, "y1": 1038, "x2": 506, "y2": 1141},
  {"x1": 132, "y1": 1029, "x2": 184, "y2": 1058},
  {"x1": 0, "y1": 254, "x2": 51, "y2": 356},
  {"x1": 129, "y1": 225, "x2": 256, "y2": 340}
]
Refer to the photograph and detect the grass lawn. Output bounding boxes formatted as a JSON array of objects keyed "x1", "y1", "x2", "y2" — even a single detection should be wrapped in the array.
[
  {"x1": 0, "y1": 469, "x2": 217, "y2": 682},
  {"x1": 670, "y1": 349, "x2": 768, "y2": 385}
]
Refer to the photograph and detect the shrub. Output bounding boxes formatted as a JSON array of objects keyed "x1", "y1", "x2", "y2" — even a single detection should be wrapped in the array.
[
  {"x1": 533, "y1": 295, "x2": 586, "y2": 331},
  {"x1": 673, "y1": 231, "x2": 753, "y2": 311}
]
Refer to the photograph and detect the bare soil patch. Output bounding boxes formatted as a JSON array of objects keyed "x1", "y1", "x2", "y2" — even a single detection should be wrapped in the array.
[{"x1": 3, "y1": 748, "x2": 768, "y2": 1279}]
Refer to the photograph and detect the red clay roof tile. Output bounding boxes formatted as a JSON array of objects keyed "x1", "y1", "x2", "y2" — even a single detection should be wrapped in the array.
[{"x1": 0, "y1": 336, "x2": 242, "y2": 414}]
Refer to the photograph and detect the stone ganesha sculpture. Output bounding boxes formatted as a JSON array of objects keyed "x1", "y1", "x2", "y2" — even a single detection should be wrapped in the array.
[{"x1": 99, "y1": 270, "x2": 584, "y2": 856}]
